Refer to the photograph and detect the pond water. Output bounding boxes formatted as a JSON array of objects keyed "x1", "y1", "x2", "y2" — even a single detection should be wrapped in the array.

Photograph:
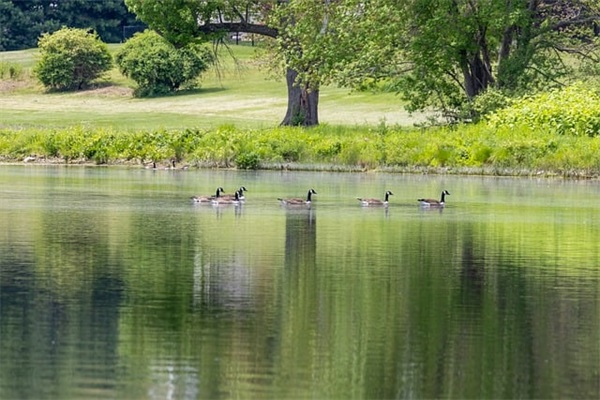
[{"x1": 0, "y1": 166, "x2": 598, "y2": 399}]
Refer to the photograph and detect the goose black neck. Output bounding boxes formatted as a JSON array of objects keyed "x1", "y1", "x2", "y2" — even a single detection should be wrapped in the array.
[
  {"x1": 440, "y1": 191, "x2": 446, "y2": 203},
  {"x1": 384, "y1": 192, "x2": 390, "y2": 201},
  {"x1": 306, "y1": 190, "x2": 313, "y2": 202}
]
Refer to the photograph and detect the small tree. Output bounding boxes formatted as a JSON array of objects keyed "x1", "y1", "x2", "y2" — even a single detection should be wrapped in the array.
[
  {"x1": 115, "y1": 30, "x2": 213, "y2": 97},
  {"x1": 34, "y1": 27, "x2": 112, "y2": 91}
]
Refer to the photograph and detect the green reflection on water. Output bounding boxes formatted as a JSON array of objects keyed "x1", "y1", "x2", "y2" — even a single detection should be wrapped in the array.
[{"x1": 0, "y1": 166, "x2": 598, "y2": 399}]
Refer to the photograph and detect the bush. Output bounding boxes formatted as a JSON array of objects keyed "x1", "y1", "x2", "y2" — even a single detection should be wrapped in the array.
[
  {"x1": 235, "y1": 152, "x2": 261, "y2": 169},
  {"x1": 487, "y1": 83, "x2": 600, "y2": 136},
  {"x1": 33, "y1": 27, "x2": 112, "y2": 91},
  {"x1": 115, "y1": 30, "x2": 213, "y2": 97},
  {"x1": 471, "y1": 88, "x2": 512, "y2": 119}
]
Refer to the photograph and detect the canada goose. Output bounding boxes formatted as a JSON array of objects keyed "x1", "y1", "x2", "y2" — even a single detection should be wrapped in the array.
[
  {"x1": 171, "y1": 159, "x2": 190, "y2": 170},
  {"x1": 154, "y1": 160, "x2": 176, "y2": 170},
  {"x1": 418, "y1": 190, "x2": 450, "y2": 207},
  {"x1": 212, "y1": 191, "x2": 241, "y2": 205},
  {"x1": 221, "y1": 186, "x2": 247, "y2": 201},
  {"x1": 278, "y1": 189, "x2": 317, "y2": 206},
  {"x1": 357, "y1": 190, "x2": 394, "y2": 206},
  {"x1": 191, "y1": 187, "x2": 224, "y2": 203}
]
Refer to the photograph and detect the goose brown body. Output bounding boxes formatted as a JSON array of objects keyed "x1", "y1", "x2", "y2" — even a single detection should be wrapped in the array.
[
  {"x1": 418, "y1": 190, "x2": 450, "y2": 207},
  {"x1": 191, "y1": 187, "x2": 224, "y2": 203},
  {"x1": 221, "y1": 186, "x2": 247, "y2": 201},
  {"x1": 212, "y1": 191, "x2": 241, "y2": 205},
  {"x1": 278, "y1": 189, "x2": 317, "y2": 206},
  {"x1": 357, "y1": 190, "x2": 394, "y2": 206}
]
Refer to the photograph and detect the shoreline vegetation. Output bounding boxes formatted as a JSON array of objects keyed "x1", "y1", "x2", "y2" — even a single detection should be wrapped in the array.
[
  {"x1": 2, "y1": 46, "x2": 600, "y2": 179},
  {"x1": 1, "y1": 123, "x2": 600, "y2": 179}
]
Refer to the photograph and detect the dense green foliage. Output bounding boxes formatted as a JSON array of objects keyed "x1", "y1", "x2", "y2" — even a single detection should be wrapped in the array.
[
  {"x1": 123, "y1": 0, "x2": 600, "y2": 125},
  {"x1": 333, "y1": 0, "x2": 600, "y2": 120},
  {"x1": 487, "y1": 83, "x2": 600, "y2": 137},
  {"x1": 3, "y1": 0, "x2": 599, "y2": 125},
  {"x1": 115, "y1": 30, "x2": 213, "y2": 97},
  {"x1": 33, "y1": 27, "x2": 113, "y2": 91},
  {"x1": 0, "y1": 0, "x2": 140, "y2": 51},
  {"x1": 2, "y1": 119, "x2": 600, "y2": 176},
  {"x1": 124, "y1": 0, "x2": 328, "y2": 126}
]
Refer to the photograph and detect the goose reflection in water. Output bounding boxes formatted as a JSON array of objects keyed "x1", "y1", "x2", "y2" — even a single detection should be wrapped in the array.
[
  {"x1": 284, "y1": 207, "x2": 316, "y2": 272},
  {"x1": 210, "y1": 200, "x2": 243, "y2": 219}
]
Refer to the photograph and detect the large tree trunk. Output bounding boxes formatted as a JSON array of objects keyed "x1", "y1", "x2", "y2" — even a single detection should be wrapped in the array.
[
  {"x1": 461, "y1": 25, "x2": 495, "y2": 99},
  {"x1": 281, "y1": 68, "x2": 319, "y2": 126},
  {"x1": 461, "y1": 53, "x2": 494, "y2": 98}
]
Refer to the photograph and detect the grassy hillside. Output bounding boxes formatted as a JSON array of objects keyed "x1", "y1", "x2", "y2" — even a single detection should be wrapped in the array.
[{"x1": 0, "y1": 44, "x2": 427, "y2": 130}]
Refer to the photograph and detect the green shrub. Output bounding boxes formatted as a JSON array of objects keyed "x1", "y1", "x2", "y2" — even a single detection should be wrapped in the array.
[
  {"x1": 235, "y1": 152, "x2": 261, "y2": 169},
  {"x1": 33, "y1": 27, "x2": 112, "y2": 91},
  {"x1": 471, "y1": 88, "x2": 512, "y2": 119},
  {"x1": 191, "y1": 125, "x2": 239, "y2": 166},
  {"x1": 471, "y1": 143, "x2": 493, "y2": 164},
  {"x1": 487, "y1": 83, "x2": 600, "y2": 136},
  {"x1": 115, "y1": 30, "x2": 213, "y2": 97},
  {"x1": 385, "y1": 133, "x2": 424, "y2": 166},
  {"x1": 259, "y1": 129, "x2": 306, "y2": 162},
  {"x1": 338, "y1": 137, "x2": 380, "y2": 168},
  {"x1": 314, "y1": 139, "x2": 342, "y2": 158}
]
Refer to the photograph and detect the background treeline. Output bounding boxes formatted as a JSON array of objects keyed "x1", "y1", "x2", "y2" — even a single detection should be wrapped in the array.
[{"x1": 0, "y1": 0, "x2": 142, "y2": 50}]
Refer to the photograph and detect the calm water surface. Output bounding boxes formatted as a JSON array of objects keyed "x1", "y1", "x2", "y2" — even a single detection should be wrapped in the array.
[{"x1": 0, "y1": 166, "x2": 598, "y2": 399}]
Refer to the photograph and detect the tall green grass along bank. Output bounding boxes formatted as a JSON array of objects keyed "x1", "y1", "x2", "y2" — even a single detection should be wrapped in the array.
[{"x1": 2, "y1": 123, "x2": 600, "y2": 177}]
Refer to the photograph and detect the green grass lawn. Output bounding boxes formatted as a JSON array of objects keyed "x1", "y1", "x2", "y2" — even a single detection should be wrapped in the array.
[{"x1": 0, "y1": 44, "x2": 426, "y2": 130}]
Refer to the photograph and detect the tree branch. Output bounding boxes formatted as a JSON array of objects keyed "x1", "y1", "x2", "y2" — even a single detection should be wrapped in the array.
[
  {"x1": 197, "y1": 22, "x2": 278, "y2": 38},
  {"x1": 551, "y1": 16, "x2": 600, "y2": 31},
  {"x1": 231, "y1": 5, "x2": 246, "y2": 23},
  {"x1": 550, "y1": 43, "x2": 599, "y2": 60}
]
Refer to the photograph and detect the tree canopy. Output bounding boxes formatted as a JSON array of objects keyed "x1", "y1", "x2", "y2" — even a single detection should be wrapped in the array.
[
  {"x1": 3, "y1": 0, "x2": 599, "y2": 124},
  {"x1": 124, "y1": 0, "x2": 336, "y2": 126},
  {"x1": 0, "y1": 0, "x2": 140, "y2": 51},
  {"x1": 124, "y1": 0, "x2": 600, "y2": 125},
  {"x1": 332, "y1": 0, "x2": 600, "y2": 119}
]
